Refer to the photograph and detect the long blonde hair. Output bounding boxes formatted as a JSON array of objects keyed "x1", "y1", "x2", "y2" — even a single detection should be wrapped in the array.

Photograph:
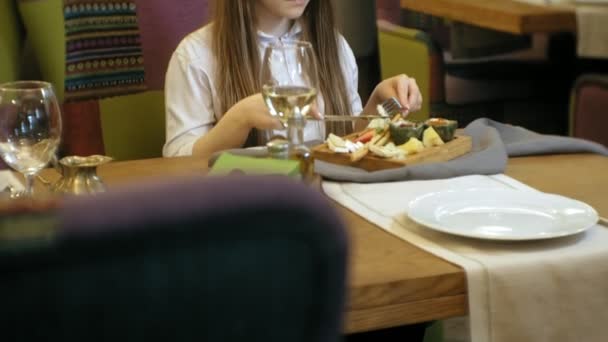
[{"x1": 211, "y1": 0, "x2": 353, "y2": 137}]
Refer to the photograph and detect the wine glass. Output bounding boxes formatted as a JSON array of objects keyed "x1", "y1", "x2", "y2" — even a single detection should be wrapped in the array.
[
  {"x1": 0, "y1": 81, "x2": 62, "y2": 197},
  {"x1": 261, "y1": 41, "x2": 319, "y2": 179}
]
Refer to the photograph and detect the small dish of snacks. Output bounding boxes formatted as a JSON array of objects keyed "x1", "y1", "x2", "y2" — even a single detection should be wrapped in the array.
[{"x1": 312, "y1": 114, "x2": 472, "y2": 172}]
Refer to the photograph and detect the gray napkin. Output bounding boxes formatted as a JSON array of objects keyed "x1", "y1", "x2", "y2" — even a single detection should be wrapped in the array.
[{"x1": 315, "y1": 118, "x2": 608, "y2": 183}]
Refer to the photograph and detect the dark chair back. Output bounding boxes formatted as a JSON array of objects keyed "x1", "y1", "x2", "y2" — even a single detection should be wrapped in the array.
[
  {"x1": 0, "y1": 176, "x2": 348, "y2": 342},
  {"x1": 571, "y1": 74, "x2": 608, "y2": 147}
]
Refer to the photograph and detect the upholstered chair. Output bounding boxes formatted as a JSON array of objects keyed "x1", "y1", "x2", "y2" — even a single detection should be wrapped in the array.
[
  {"x1": 0, "y1": 0, "x2": 25, "y2": 83},
  {"x1": 334, "y1": 0, "x2": 379, "y2": 103},
  {"x1": 16, "y1": 0, "x2": 210, "y2": 160},
  {"x1": 377, "y1": 20, "x2": 442, "y2": 122},
  {"x1": 0, "y1": 175, "x2": 348, "y2": 342},
  {"x1": 570, "y1": 74, "x2": 608, "y2": 147},
  {"x1": 0, "y1": 0, "x2": 24, "y2": 170}
]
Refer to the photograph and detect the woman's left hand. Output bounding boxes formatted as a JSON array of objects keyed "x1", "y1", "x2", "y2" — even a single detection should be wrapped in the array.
[{"x1": 370, "y1": 74, "x2": 423, "y2": 115}]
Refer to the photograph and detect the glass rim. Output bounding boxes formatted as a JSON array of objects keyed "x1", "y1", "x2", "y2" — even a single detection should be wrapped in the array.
[
  {"x1": 0, "y1": 80, "x2": 54, "y2": 91},
  {"x1": 265, "y1": 40, "x2": 313, "y2": 50}
]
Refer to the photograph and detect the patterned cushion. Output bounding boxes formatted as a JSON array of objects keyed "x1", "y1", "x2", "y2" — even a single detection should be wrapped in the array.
[
  {"x1": 64, "y1": 0, "x2": 146, "y2": 101},
  {"x1": 17, "y1": 0, "x2": 208, "y2": 159},
  {"x1": 19, "y1": 0, "x2": 208, "y2": 100}
]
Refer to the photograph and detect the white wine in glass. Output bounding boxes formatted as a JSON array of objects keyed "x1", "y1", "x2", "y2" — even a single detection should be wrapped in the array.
[
  {"x1": 261, "y1": 40, "x2": 319, "y2": 129},
  {"x1": 262, "y1": 85, "x2": 317, "y2": 125},
  {"x1": 261, "y1": 41, "x2": 319, "y2": 181},
  {"x1": 0, "y1": 81, "x2": 62, "y2": 197}
]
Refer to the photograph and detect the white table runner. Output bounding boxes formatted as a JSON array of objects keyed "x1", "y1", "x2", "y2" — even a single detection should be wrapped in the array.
[
  {"x1": 517, "y1": 0, "x2": 608, "y2": 58},
  {"x1": 324, "y1": 175, "x2": 608, "y2": 342}
]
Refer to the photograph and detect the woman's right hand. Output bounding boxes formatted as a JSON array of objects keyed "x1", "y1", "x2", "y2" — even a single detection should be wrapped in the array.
[
  {"x1": 225, "y1": 93, "x2": 283, "y2": 130},
  {"x1": 191, "y1": 93, "x2": 322, "y2": 159},
  {"x1": 192, "y1": 93, "x2": 279, "y2": 158},
  {"x1": 225, "y1": 93, "x2": 324, "y2": 130}
]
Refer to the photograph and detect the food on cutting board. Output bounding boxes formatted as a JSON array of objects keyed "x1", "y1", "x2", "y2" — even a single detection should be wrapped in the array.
[
  {"x1": 323, "y1": 115, "x2": 457, "y2": 160},
  {"x1": 389, "y1": 119, "x2": 424, "y2": 145},
  {"x1": 326, "y1": 133, "x2": 365, "y2": 154},
  {"x1": 369, "y1": 143, "x2": 404, "y2": 159},
  {"x1": 367, "y1": 118, "x2": 390, "y2": 133},
  {"x1": 398, "y1": 137, "x2": 424, "y2": 154},
  {"x1": 422, "y1": 126, "x2": 445, "y2": 147},
  {"x1": 424, "y1": 118, "x2": 457, "y2": 142}
]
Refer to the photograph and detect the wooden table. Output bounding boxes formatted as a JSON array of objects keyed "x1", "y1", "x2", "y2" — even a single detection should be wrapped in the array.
[
  {"x1": 400, "y1": 0, "x2": 576, "y2": 34},
  {"x1": 37, "y1": 153, "x2": 608, "y2": 333}
]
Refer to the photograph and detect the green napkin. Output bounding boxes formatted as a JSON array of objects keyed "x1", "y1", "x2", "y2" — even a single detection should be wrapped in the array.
[{"x1": 209, "y1": 153, "x2": 301, "y2": 178}]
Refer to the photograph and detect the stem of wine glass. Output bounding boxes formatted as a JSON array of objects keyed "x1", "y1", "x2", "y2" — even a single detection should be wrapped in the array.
[
  {"x1": 287, "y1": 120, "x2": 305, "y2": 150},
  {"x1": 23, "y1": 173, "x2": 36, "y2": 196},
  {"x1": 286, "y1": 118, "x2": 315, "y2": 182}
]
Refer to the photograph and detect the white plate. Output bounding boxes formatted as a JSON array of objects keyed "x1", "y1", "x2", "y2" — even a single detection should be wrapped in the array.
[{"x1": 408, "y1": 189, "x2": 598, "y2": 241}]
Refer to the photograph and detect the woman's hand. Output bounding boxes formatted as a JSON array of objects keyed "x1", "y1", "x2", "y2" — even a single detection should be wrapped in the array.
[
  {"x1": 191, "y1": 93, "x2": 323, "y2": 159},
  {"x1": 225, "y1": 93, "x2": 283, "y2": 130},
  {"x1": 226, "y1": 93, "x2": 324, "y2": 130},
  {"x1": 366, "y1": 74, "x2": 423, "y2": 116},
  {"x1": 192, "y1": 94, "x2": 279, "y2": 159}
]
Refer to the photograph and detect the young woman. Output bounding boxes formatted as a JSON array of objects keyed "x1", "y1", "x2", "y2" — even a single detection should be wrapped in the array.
[{"x1": 163, "y1": 0, "x2": 422, "y2": 159}]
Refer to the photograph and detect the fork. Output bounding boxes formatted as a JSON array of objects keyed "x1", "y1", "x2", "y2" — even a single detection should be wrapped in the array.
[{"x1": 322, "y1": 97, "x2": 406, "y2": 121}]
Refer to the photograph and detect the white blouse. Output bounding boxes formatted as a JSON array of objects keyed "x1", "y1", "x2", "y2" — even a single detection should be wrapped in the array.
[{"x1": 163, "y1": 23, "x2": 363, "y2": 157}]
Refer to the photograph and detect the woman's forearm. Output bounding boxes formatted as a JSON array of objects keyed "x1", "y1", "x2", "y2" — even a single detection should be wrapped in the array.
[
  {"x1": 354, "y1": 92, "x2": 382, "y2": 131},
  {"x1": 191, "y1": 110, "x2": 250, "y2": 159},
  {"x1": 362, "y1": 91, "x2": 381, "y2": 117},
  {"x1": 188, "y1": 93, "x2": 290, "y2": 158}
]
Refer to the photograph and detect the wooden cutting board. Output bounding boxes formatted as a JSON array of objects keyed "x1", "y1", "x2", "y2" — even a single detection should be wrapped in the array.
[{"x1": 312, "y1": 134, "x2": 472, "y2": 172}]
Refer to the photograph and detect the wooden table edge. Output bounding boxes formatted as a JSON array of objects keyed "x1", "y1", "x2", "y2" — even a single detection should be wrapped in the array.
[
  {"x1": 345, "y1": 294, "x2": 468, "y2": 333},
  {"x1": 400, "y1": 0, "x2": 576, "y2": 35},
  {"x1": 332, "y1": 201, "x2": 468, "y2": 331}
]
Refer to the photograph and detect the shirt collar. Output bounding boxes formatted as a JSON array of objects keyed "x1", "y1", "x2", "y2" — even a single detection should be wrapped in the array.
[{"x1": 257, "y1": 21, "x2": 303, "y2": 43}]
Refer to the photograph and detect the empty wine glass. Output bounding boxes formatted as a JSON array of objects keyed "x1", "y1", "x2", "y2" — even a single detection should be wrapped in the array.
[
  {"x1": 0, "y1": 81, "x2": 62, "y2": 197},
  {"x1": 261, "y1": 41, "x2": 319, "y2": 179}
]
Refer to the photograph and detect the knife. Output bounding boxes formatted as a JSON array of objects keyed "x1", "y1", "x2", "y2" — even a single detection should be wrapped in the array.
[{"x1": 321, "y1": 115, "x2": 390, "y2": 121}]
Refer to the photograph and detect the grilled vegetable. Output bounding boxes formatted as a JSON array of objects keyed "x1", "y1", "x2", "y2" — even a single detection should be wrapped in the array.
[
  {"x1": 398, "y1": 137, "x2": 425, "y2": 154},
  {"x1": 423, "y1": 126, "x2": 445, "y2": 147},
  {"x1": 354, "y1": 130, "x2": 375, "y2": 143},
  {"x1": 424, "y1": 118, "x2": 457, "y2": 142},
  {"x1": 389, "y1": 120, "x2": 424, "y2": 145}
]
